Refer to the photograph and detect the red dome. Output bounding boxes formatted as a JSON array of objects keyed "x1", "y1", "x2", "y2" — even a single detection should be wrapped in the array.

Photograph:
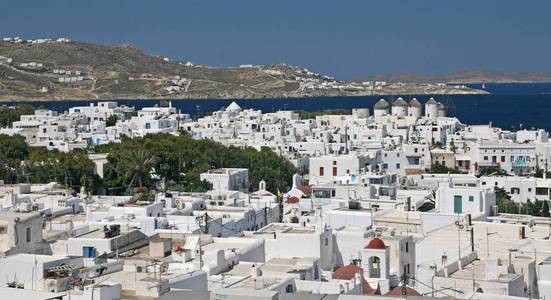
[
  {"x1": 385, "y1": 286, "x2": 421, "y2": 296},
  {"x1": 365, "y1": 238, "x2": 386, "y2": 249},
  {"x1": 298, "y1": 184, "x2": 312, "y2": 195},
  {"x1": 285, "y1": 196, "x2": 300, "y2": 204}
]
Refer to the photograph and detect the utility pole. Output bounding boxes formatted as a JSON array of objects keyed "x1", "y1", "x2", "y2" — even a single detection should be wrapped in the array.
[
  {"x1": 470, "y1": 227, "x2": 474, "y2": 252},
  {"x1": 159, "y1": 261, "x2": 162, "y2": 293},
  {"x1": 457, "y1": 215, "x2": 462, "y2": 270},
  {"x1": 486, "y1": 228, "x2": 490, "y2": 257},
  {"x1": 196, "y1": 214, "x2": 204, "y2": 269},
  {"x1": 263, "y1": 203, "x2": 267, "y2": 227},
  {"x1": 400, "y1": 273, "x2": 408, "y2": 296},
  {"x1": 277, "y1": 147, "x2": 283, "y2": 222},
  {"x1": 345, "y1": 126, "x2": 349, "y2": 154},
  {"x1": 471, "y1": 262, "x2": 476, "y2": 292},
  {"x1": 178, "y1": 144, "x2": 182, "y2": 186}
]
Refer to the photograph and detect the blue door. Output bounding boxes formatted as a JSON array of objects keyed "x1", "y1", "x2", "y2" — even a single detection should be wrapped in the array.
[
  {"x1": 83, "y1": 247, "x2": 97, "y2": 258},
  {"x1": 454, "y1": 195, "x2": 462, "y2": 214}
]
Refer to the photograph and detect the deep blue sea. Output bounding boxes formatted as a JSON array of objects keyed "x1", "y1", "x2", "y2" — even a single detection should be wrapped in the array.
[{"x1": 3, "y1": 82, "x2": 551, "y2": 132}]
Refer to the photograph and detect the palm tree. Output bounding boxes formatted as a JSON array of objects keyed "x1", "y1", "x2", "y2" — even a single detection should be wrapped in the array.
[{"x1": 121, "y1": 148, "x2": 157, "y2": 191}]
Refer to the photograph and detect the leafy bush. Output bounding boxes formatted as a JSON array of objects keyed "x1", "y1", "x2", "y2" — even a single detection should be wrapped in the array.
[
  {"x1": 477, "y1": 167, "x2": 509, "y2": 177},
  {"x1": 294, "y1": 108, "x2": 350, "y2": 119},
  {"x1": 426, "y1": 163, "x2": 461, "y2": 174},
  {"x1": 495, "y1": 187, "x2": 550, "y2": 216}
]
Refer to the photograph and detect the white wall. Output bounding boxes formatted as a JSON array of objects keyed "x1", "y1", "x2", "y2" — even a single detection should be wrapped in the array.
[
  {"x1": 538, "y1": 258, "x2": 551, "y2": 300},
  {"x1": 168, "y1": 270, "x2": 208, "y2": 290},
  {"x1": 264, "y1": 229, "x2": 334, "y2": 270},
  {"x1": 437, "y1": 184, "x2": 495, "y2": 216}
]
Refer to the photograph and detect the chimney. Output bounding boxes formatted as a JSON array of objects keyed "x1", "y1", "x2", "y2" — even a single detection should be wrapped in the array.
[
  {"x1": 216, "y1": 250, "x2": 225, "y2": 265},
  {"x1": 292, "y1": 174, "x2": 299, "y2": 190},
  {"x1": 442, "y1": 255, "x2": 448, "y2": 277},
  {"x1": 251, "y1": 264, "x2": 261, "y2": 278},
  {"x1": 519, "y1": 226, "x2": 526, "y2": 239}
]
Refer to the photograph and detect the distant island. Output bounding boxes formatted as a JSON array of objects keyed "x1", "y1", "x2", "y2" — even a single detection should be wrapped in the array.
[
  {"x1": 0, "y1": 38, "x2": 486, "y2": 101},
  {"x1": 354, "y1": 69, "x2": 551, "y2": 84}
]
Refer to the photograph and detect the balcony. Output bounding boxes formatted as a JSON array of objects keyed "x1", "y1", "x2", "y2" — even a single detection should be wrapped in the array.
[
  {"x1": 479, "y1": 162, "x2": 500, "y2": 168},
  {"x1": 512, "y1": 161, "x2": 533, "y2": 168}
]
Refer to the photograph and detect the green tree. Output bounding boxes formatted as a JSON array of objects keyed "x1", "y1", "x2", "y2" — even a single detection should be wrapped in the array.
[
  {"x1": 106, "y1": 115, "x2": 118, "y2": 127},
  {"x1": 533, "y1": 168, "x2": 551, "y2": 179},
  {"x1": 100, "y1": 133, "x2": 296, "y2": 195},
  {"x1": 120, "y1": 148, "x2": 157, "y2": 191},
  {"x1": 450, "y1": 141, "x2": 457, "y2": 153},
  {"x1": 433, "y1": 142, "x2": 444, "y2": 149},
  {"x1": 494, "y1": 187, "x2": 551, "y2": 217},
  {"x1": 0, "y1": 104, "x2": 34, "y2": 128},
  {"x1": 0, "y1": 134, "x2": 28, "y2": 183},
  {"x1": 0, "y1": 134, "x2": 100, "y2": 191},
  {"x1": 543, "y1": 201, "x2": 550, "y2": 217},
  {"x1": 495, "y1": 187, "x2": 520, "y2": 214}
]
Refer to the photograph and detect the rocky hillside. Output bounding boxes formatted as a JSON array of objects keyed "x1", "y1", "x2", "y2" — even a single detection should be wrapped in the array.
[
  {"x1": 355, "y1": 69, "x2": 551, "y2": 84},
  {"x1": 0, "y1": 40, "x2": 485, "y2": 101}
]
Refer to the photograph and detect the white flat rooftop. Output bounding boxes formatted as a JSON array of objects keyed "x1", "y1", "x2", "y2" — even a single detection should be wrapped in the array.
[
  {"x1": 0, "y1": 288, "x2": 66, "y2": 300},
  {"x1": 3, "y1": 253, "x2": 69, "y2": 263}
]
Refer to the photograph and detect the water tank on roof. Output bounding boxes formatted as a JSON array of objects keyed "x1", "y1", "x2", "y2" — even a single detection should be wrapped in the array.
[{"x1": 348, "y1": 200, "x2": 361, "y2": 210}]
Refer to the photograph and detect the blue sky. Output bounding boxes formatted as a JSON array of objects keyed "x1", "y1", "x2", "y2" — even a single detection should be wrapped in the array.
[{"x1": 1, "y1": 0, "x2": 550, "y2": 79}]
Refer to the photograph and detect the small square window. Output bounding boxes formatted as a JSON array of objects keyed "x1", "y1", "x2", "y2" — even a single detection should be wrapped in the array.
[{"x1": 469, "y1": 196, "x2": 474, "y2": 202}]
